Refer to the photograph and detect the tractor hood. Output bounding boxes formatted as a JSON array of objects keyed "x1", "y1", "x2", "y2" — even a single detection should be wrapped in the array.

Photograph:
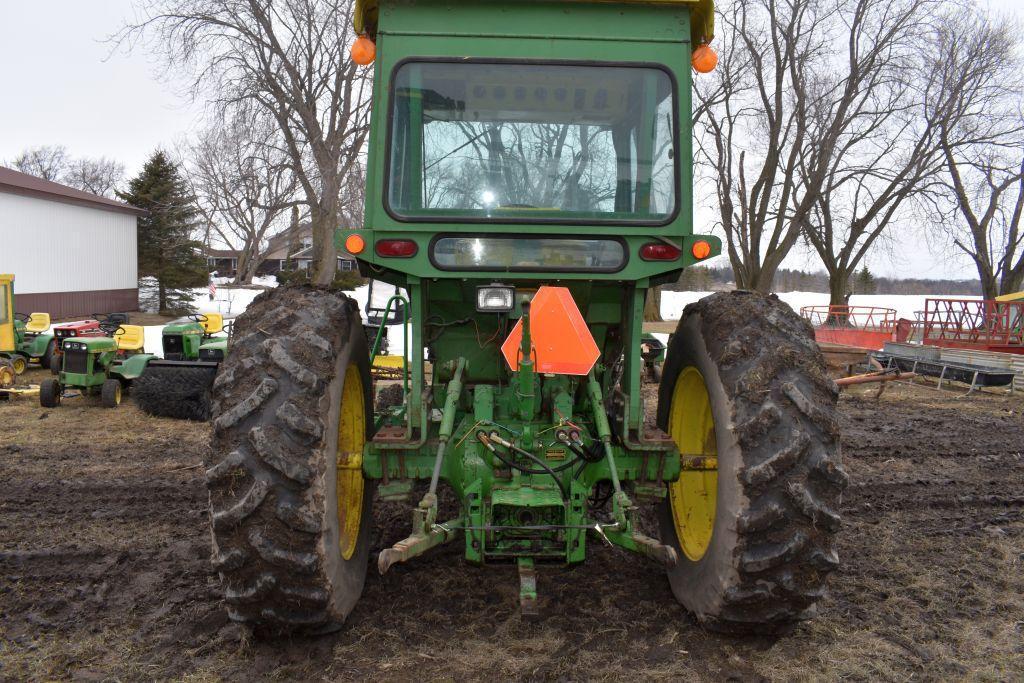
[{"x1": 63, "y1": 337, "x2": 117, "y2": 353}]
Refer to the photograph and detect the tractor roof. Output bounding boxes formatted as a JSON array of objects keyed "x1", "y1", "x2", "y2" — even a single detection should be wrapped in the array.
[{"x1": 353, "y1": 0, "x2": 714, "y2": 46}]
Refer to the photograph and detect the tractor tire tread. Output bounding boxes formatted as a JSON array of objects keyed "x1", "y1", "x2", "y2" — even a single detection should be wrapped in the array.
[
  {"x1": 206, "y1": 285, "x2": 369, "y2": 635},
  {"x1": 135, "y1": 366, "x2": 216, "y2": 421},
  {"x1": 659, "y1": 291, "x2": 846, "y2": 636}
]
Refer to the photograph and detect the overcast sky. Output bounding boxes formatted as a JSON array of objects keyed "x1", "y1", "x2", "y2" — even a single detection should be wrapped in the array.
[{"x1": 1, "y1": 0, "x2": 1020, "y2": 280}]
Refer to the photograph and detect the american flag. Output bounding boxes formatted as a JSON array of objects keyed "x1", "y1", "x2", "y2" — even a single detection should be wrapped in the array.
[{"x1": 209, "y1": 281, "x2": 217, "y2": 300}]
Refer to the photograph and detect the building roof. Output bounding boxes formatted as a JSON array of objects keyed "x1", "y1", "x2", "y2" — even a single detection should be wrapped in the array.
[
  {"x1": 0, "y1": 165, "x2": 146, "y2": 216},
  {"x1": 207, "y1": 248, "x2": 240, "y2": 258}
]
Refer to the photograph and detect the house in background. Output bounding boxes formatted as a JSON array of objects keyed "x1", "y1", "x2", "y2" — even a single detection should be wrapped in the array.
[
  {"x1": 206, "y1": 224, "x2": 356, "y2": 277},
  {"x1": 0, "y1": 166, "x2": 143, "y2": 318}
]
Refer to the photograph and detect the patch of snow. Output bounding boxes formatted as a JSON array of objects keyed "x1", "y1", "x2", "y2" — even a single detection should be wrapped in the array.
[{"x1": 660, "y1": 291, "x2": 981, "y2": 323}]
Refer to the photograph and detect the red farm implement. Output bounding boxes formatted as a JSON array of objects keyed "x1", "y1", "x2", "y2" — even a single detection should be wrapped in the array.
[
  {"x1": 800, "y1": 305, "x2": 912, "y2": 350},
  {"x1": 921, "y1": 298, "x2": 1024, "y2": 355}
]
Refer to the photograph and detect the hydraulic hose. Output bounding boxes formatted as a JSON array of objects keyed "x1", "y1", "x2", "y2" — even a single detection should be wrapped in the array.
[
  {"x1": 428, "y1": 358, "x2": 466, "y2": 497},
  {"x1": 479, "y1": 432, "x2": 569, "y2": 500}
]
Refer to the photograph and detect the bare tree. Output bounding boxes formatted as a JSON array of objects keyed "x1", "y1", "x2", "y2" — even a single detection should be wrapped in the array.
[
  {"x1": 120, "y1": 0, "x2": 372, "y2": 285},
  {"x1": 10, "y1": 145, "x2": 70, "y2": 181},
  {"x1": 795, "y1": 0, "x2": 951, "y2": 307},
  {"x1": 65, "y1": 157, "x2": 125, "y2": 198},
  {"x1": 11, "y1": 145, "x2": 124, "y2": 197},
  {"x1": 695, "y1": 0, "x2": 839, "y2": 292},
  {"x1": 185, "y1": 115, "x2": 299, "y2": 284},
  {"x1": 929, "y1": 10, "x2": 1024, "y2": 299}
]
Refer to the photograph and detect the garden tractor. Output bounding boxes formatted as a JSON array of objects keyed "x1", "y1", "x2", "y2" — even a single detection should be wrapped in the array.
[
  {"x1": 49, "y1": 314, "x2": 126, "y2": 374},
  {"x1": 40, "y1": 322, "x2": 153, "y2": 408},
  {"x1": 133, "y1": 312, "x2": 230, "y2": 421},
  {"x1": 206, "y1": 0, "x2": 846, "y2": 637}
]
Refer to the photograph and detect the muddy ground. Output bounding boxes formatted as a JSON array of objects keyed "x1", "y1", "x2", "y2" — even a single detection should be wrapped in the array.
[{"x1": 1, "y1": 368, "x2": 1022, "y2": 680}]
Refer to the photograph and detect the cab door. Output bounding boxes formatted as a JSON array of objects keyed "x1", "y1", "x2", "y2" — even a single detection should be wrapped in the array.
[{"x1": 0, "y1": 274, "x2": 14, "y2": 352}]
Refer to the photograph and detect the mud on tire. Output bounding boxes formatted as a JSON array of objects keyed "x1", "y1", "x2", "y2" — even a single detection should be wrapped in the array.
[
  {"x1": 206, "y1": 285, "x2": 374, "y2": 635},
  {"x1": 134, "y1": 366, "x2": 216, "y2": 421},
  {"x1": 656, "y1": 291, "x2": 847, "y2": 635}
]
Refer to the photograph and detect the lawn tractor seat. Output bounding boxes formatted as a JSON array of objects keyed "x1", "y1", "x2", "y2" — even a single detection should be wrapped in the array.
[
  {"x1": 200, "y1": 312, "x2": 224, "y2": 335},
  {"x1": 25, "y1": 312, "x2": 50, "y2": 333},
  {"x1": 114, "y1": 325, "x2": 146, "y2": 352}
]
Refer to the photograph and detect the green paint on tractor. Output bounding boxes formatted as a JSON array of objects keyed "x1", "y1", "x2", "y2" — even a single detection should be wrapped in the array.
[{"x1": 350, "y1": 0, "x2": 717, "y2": 573}]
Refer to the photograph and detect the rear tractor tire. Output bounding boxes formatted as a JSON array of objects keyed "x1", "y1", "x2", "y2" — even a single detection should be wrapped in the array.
[
  {"x1": 206, "y1": 286, "x2": 374, "y2": 635},
  {"x1": 134, "y1": 366, "x2": 216, "y2": 421},
  {"x1": 39, "y1": 378, "x2": 61, "y2": 408},
  {"x1": 656, "y1": 291, "x2": 847, "y2": 635},
  {"x1": 43, "y1": 340, "x2": 57, "y2": 371},
  {"x1": 101, "y1": 379, "x2": 123, "y2": 408},
  {"x1": 10, "y1": 355, "x2": 27, "y2": 375}
]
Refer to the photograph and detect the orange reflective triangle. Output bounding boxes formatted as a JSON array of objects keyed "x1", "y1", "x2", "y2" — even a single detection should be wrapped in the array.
[{"x1": 501, "y1": 286, "x2": 600, "y2": 376}]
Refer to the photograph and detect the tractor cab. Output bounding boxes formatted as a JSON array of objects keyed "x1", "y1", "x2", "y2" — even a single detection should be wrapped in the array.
[{"x1": 1, "y1": 274, "x2": 57, "y2": 374}]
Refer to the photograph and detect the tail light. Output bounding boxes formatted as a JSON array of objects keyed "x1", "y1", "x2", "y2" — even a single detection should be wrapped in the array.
[
  {"x1": 375, "y1": 239, "x2": 418, "y2": 258},
  {"x1": 639, "y1": 242, "x2": 681, "y2": 261},
  {"x1": 692, "y1": 240, "x2": 712, "y2": 260}
]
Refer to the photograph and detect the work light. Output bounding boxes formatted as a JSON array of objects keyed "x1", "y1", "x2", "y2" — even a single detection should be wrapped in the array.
[{"x1": 476, "y1": 285, "x2": 514, "y2": 312}]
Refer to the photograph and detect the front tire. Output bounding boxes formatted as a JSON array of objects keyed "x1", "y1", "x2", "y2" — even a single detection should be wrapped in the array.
[
  {"x1": 101, "y1": 379, "x2": 122, "y2": 408},
  {"x1": 40, "y1": 379, "x2": 61, "y2": 408},
  {"x1": 656, "y1": 291, "x2": 847, "y2": 635},
  {"x1": 206, "y1": 286, "x2": 374, "y2": 635}
]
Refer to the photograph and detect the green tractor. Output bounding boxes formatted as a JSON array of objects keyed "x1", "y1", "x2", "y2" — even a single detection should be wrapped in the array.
[
  {"x1": 40, "y1": 323, "x2": 153, "y2": 408},
  {"x1": 206, "y1": 0, "x2": 845, "y2": 636},
  {"x1": 0, "y1": 274, "x2": 57, "y2": 375},
  {"x1": 132, "y1": 312, "x2": 230, "y2": 421}
]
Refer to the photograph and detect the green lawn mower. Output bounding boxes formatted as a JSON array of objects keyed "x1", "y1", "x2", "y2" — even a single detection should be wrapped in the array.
[
  {"x1": 40, "y1": 323, "x2": 153, "y2": 408},
  {"x1": 132, "y1": 312, "x2": 230, "y2": 421}
]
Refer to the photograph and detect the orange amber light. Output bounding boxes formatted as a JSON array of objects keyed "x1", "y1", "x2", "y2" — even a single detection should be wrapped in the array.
[
  {"x1": 345, "y1": 234, "x2": 366, "y2": 255},
  {"x1": 692, "y1": 44, "x2": 718, "y2": 74},
  {"x1": 692, "y1": 240, "x2": 712, "y2": 260},
  {"x1": 351, "y1": 36, "x2": 376, "y2": 65}
]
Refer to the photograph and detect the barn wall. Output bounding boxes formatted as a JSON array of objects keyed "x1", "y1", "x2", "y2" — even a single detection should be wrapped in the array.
[
  {"x1": 14, "y1": 288, "x2": 139, "y2": 319},
  {"x1": 0, "y1": 192, "x2": 138, "y2": 296}
]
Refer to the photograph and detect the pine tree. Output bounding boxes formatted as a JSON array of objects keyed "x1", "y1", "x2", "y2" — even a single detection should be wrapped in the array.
[
  {"x1": 854, "y1": 265, "x2": 877, "y2": 295},
  {"x1": 119, "y1": 151, "x2": 208, "y2": 314}
]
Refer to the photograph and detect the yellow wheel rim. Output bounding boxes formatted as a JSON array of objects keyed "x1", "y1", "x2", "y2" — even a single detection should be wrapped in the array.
[
  {"x1": 11, "y1": 356, "x2": 27, "y2": 375},
  {"x1": 667, "y1": 366, "x2": 718, "y2": 561},
  {"x1": 336, "y1": 364, "x2": 365, "y2": 560},
  {"x1": 114, "y1": 384, "x2": 122, "y2": 405},
  {"x1": 0, "y1": 364, "x2": 13, "y2": 388}
]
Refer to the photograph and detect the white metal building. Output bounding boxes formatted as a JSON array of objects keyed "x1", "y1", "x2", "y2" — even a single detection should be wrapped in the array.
[{"x1": 0, "y1": 166, "x2": 142, "y2": 318}]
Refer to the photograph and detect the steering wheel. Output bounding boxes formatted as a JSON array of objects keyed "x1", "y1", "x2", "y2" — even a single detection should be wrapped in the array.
[
  {"x1": 188, "y1": 313, "x2": 209, "y2": 323},
  {"x1": 14, "y1": 312, "x2": 31, "y2": 323},
  {"x1": 99, "y1": 321, "x2": 121, "y2": 336}
]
